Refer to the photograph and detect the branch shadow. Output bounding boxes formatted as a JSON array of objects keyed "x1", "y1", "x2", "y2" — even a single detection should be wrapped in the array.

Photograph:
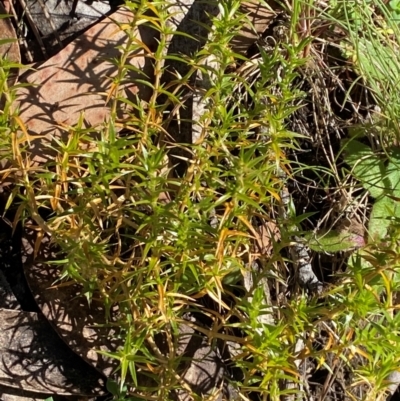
[
  {"x1": 21, "y1": 227, "x2": 122, "y2": 379},
  {"x1": 158, "y1": 0, "x2": 219, "y2": 177},
  {"x1": 0, "y1": 308, "x2": 106, "y2": 396},
  {"x1": 15, "y1": 6, "x2": 158, "y2": 165},
  {"x1": 170, "y1": 320, "x2": 239, "y2": 401}
]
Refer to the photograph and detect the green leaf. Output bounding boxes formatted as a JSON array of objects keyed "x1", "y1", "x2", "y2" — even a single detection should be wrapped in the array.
[
  {"x1": 386, "y1": 148, "x2": 400, "y2": 198},
  {"x1": 129, "y1": 360, "x2": 138, "y2": 387},
  {"x1": 222, "y1": 266, "x2": 242, "y2": 286},
  {"x1": 342, "y1": 139, "x2": 388, "y2": 198},
  {"x1": 368, "y1": 196, "x2": 400, "y2": 241},
  {"x1": 290, "y1": 211, "x2": 317, "y2": 225},
  {"x1": 0, "y1": 39, "x2": 16, "y2": 46},
  {"x1": 305, "y1": 229, "x2": 364, "y2": 253},
  {"x1": 357, "y1": 37, "x2": 399, "y2": 84},
  {"x1": 106, "y1": 378, "x2": 120, "y2": 395}
]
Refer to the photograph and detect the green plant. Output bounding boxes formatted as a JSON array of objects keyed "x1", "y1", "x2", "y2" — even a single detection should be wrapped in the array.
[
  {"x1": 389, "y1": 0, "x2": 400, "y2": 20},
  {"x1": 3, "y1": 0, "x2": 400, "y2": 400},
  {"x1": 0, "y1": 56, "x2": 24, "y2": 171},
  {"x1": 339, "y1": 0, "x2": 400, "y2": 141},
  {"x1": 9, "y1": 0, "x2": 312, "y2": 398},
  {"x1": 341, "y1": 137, "x2": 400, "y2": 241}
]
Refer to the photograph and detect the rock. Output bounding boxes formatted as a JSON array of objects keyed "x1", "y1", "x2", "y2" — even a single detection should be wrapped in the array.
[
  {"x1": 25, "y1": 0, "x2": 111, "y2": 38},
  {"x1": 0, "y1": 308, "x2": 106, "y2": 396},
  {"x1": 0, "y1": 383, "x2": 66, "y2": 400},
  {"x1": 173, "y1": 319, "x2": 240, "y2": 401},
  {"x1": 15, "y1": 7, "x2": 155, "y2": 165},
  {"x1": 0, "y1": 270, "x2": 21, "y2": 310},
  {"x1": 231, "y1": 1, "x2": 279, "y2": 54},
  {"x1": 0, "y1": 220, "x2": 105, "y2": 398},
  {"x1": 21, "y1": 228, "x2": 122, "y2": 378}
]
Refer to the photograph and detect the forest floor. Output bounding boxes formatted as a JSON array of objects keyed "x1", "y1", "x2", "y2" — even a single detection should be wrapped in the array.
[{"x1": 1, "y1": 1, "x2": 400, "y2": 400}]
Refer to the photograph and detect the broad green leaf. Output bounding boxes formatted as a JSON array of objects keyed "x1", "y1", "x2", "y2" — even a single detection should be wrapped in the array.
[
  {"x1": 356, "y1": 37, "x2": 399, "y2": 86},
  {"x1": 222, "y1": 267, "x2": 242, "y2": 286},
  {"x1": 387, "y1": 163, "x2": 400, "y2": 198},
  {"x1": 386, "y1": 148, "x2": 400, "y2": 197},
  {"x1": 106, "y1": 379, "x2": 120, "y2": 396},
  {"x1": 368, "y1": 196, "x2": 400, "y2": 241},
  {"x1": 305, "y1": 229, "x2": 364, "y2": 253},
  {"x1": 342, "y1": 139, "x2": 388, "y2": 198}
]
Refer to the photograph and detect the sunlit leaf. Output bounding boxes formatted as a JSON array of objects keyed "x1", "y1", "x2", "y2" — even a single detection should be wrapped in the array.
[{"x1": 342, "y1": 139, "x2": 388, "y2": 198}]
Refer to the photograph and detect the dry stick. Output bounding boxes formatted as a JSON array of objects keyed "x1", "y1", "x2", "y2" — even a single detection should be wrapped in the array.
[
  {"x1": 283, "y1": 337, "x2": 314, "y2": 401},
  {"x1": 243, "y1": 35, "x2": 323, "y2": 294},
  {"x1": 278, "y1": 169, "x2": 322, "y2": 401},
  {"x1": 196, "y1": 40, "x2": 277, "y2": 331},
  {"x1": 236, "y1": 40, "x2": 315, "y2": 397},
  {"x1": 70, "y1": 0, "x2": 79, "y2": 17},
  {"x1": 240, "y1": 42, "x2": 312, "y2": 397},
  {"x1": 35, "y1": 0, "x2": 63, "y2": 49},
  {"x1": 243, "y1": 258, "x2": 275, "y2": 326},
  {"x1": 6, "y1": 0, "x2": 34, "y2": 63},
  {"x1": 278, "y1": 171, "x2": 323, "y2": 294},
  {"x1": 192, "y1": 50, "x2": 276, "y2": 326},
  {"x1": 16, "y1": 0, "x2": 48, "y2": 58},
  {"x1": 227, "y1": 34, "x2": 319, "y2": 397}
]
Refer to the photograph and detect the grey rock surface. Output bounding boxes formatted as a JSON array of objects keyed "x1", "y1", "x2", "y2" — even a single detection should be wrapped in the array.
[
  {"x1": 0, "y1": 219, "x2": 105, "y2": 399},
  {"x1": 0, "y1": 308, "x2": 106, "y2": 395},
  {"x1": 26, "y1": 0, "x2": 111, "y2": 38}
]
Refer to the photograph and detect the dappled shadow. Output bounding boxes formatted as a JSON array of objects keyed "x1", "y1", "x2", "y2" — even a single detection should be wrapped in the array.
[
  {"x1": 230, "y1": 1, "x2": 279, "y2": 54},
  {"x1": 15, "y1": 6, "x2": 157, "y2": 165},
  {"x1": 0, "y1": 218, "x2": 39, "y2": 313},
  {"x1": 25, "y1": 0, "x2": 111, "y2": 39},
  {"x1": 0, "y1": 308, "x2": 106, "y2": 395},
  {"x1": 0, "y1": 383, "x2": 62, "y2": 400},
  {"x1": 170, "y1": 320, "x2": 239, "y2": 401},
  {"x1": 21, "y1": 227, "x2": 122, "y2": 378},
  {"x1": 158, "y1": 0, "x2": 219, "y2": 177}
]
